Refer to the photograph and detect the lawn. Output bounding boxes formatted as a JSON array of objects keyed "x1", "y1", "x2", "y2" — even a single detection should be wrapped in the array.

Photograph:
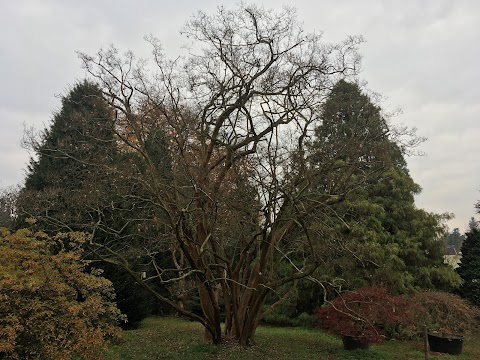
[{"x1": 103, "y1": 317, "x2": 480, "y2": 360}]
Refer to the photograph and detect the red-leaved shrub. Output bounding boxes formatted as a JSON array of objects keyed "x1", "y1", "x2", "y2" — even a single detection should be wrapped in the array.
[{"x1": 317, "y1": 287, "x2": 412, "y2": 343}]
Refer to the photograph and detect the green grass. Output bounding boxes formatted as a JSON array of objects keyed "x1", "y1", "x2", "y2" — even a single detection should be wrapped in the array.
[{"x1": 103, "y1": 317, "x2": 480, "y2": 360}]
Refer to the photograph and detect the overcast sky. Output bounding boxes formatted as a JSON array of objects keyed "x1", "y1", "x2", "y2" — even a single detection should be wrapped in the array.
[{"x1": 1, "y1": 0, "x2": 479, "y2": 232}]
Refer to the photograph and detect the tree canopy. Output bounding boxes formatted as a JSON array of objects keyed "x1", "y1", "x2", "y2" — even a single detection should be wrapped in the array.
[
  {"x1": 301, "y1": 80, "x2": 459, "y2": 293},
  {"x1": 17, "y1": 81, "x2": 165, "y2": 327},
  {"x1": 18, "y1": 81, "x2": 116, "y2": 232},
  {"x1": 75, "y1": 4, "x2": 367, "y2": 345}
]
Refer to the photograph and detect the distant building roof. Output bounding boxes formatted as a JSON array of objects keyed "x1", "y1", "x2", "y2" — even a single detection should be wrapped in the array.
[{"x1": 444, "y1": 245, "x2": 459, "y2": 256}]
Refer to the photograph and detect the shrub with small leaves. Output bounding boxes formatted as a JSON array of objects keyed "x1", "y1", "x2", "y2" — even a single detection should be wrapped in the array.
[
  {"x1": 0, "y1": 228, "x2": 124, "y2": 359},
  {"x1": 412, "y1": 291, "x2": 480, "y2": 335}
]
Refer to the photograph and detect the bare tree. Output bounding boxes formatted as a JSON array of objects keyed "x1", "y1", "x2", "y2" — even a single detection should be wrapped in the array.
[
  {"x1": 77, "y1": 4, "x2": 367, "y2": 345},
  {"x1": 0, "y1": 185, "x2": 18, "y2": 228}
]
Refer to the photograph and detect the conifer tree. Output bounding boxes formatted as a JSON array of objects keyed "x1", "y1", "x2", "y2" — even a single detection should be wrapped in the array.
[
  {"x1": 457, "y1": 225, "x2": 480, "y2": 306},
  {"x1": 309, "y1": 80, "x2": 460, "y2": 293},
  {"x1": 17, "y1": 81, "x2": 165, "y2": 326},
  {"x1": 18, "y1": 80, "x2": 116, "y2": 231}
]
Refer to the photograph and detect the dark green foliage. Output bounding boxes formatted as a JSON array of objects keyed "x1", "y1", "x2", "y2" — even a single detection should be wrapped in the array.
[
  {"x1": 468, "y1": 217, "x2": 478, "y2": 231},
  {"x1": 457, "y1": 228, "x2": 480, "y2": 306},
  {"x1": 145, "y1": 127, "x2": 173, "y2": 182},
  {"x1": 309, "y1": 80, "x2": 460, "y2": 294},
  {"x1": 25, "y1": 81, "x2": 116, "y2": 190},
  {"x1": 264, "y1": 81, "x2": 459, "y2": 323},
  {"x1": 263, "y1": 277, "x2": 324, "y2": 327},
  {"x1": 310, "y1": 80, "x2": 392, "y2": 173},
  {"x1": 18, "y1": 81, "x2": 116, "y2": 232},
  {"x1": 98, "y1": 263, "x2": 159, "y2": 329},
  {"x1": 16, "y1": 80, "x2": 175, "y2": 326}
]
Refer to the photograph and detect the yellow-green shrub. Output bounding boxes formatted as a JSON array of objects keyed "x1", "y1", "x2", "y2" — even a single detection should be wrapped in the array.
[{"x1": 0, "y1": 228, "x2": 124, "y2": 359}]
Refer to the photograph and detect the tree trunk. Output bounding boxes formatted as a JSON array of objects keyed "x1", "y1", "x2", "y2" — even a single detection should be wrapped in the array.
[
  {"x1": 222, "y1": 274, "x2": 270, "y2": 346},
  {"x1": 198, "y1": 281, "x2": 222, "y2": 344}
]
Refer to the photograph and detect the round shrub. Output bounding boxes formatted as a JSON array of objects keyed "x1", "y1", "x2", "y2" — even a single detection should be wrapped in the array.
[
  {"x1": 317, "y1": 287, "x2": 413, "y2": 343},
  {"x1": 412, "y1": 291, "x2": 480, "y2": 335},
  {"x1": 0, "y1": 228, "x2": 124, "y2": 359}
]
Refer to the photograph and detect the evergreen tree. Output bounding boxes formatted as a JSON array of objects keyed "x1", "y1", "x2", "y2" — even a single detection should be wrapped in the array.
[
  {"x1": 457, "y1": 228, "x2": 480, "y2": 306},
  {"x1": 309, "y1": 80, "x2": 460, "y2": 294},
  {"x1": 444, "y1": 228, "x2": 465, "y2": 254},
  {"x1": 18, "y1": 80, "x2": 116, "y2": 231},
  {"x1": 468, "y1": 217, "x2": 478, "y2": 232},
  {"x1": 264, "y1": 80, "x2": 460, "y2": 322},
  {"x1": 17, "y1": 81, "x2": 168, "y2": 326}
]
